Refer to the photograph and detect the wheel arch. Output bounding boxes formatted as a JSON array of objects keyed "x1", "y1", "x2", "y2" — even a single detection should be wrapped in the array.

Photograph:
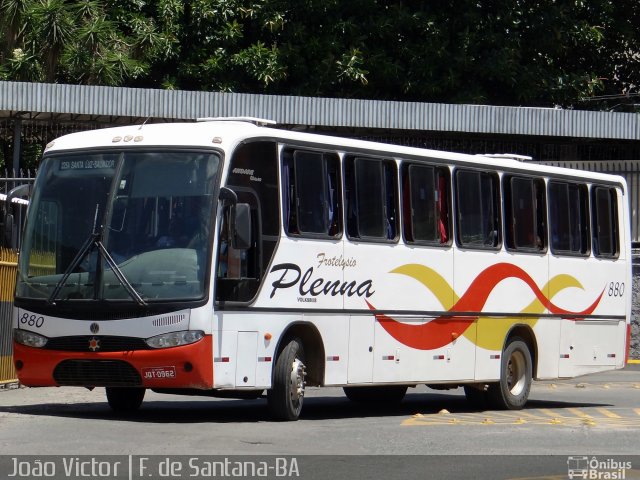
[
  {"x1": 274, "y1": 322, "x2": 325, "y2": 387},
  {"x1": 504, "y1": 324, "x2": 538, "y2": 379}
]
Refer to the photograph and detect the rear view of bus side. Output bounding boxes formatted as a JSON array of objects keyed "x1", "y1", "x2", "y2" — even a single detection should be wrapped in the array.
[{"x1": 12, "y1": 120, "x2": 630, "y2": 420}]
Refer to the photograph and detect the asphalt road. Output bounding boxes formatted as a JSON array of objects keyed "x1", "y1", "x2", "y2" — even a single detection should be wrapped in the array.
[{"x1": 1, "y1": 366, "x2": 639, "y2": 479}]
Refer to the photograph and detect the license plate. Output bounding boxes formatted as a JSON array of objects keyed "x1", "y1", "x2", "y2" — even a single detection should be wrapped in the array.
[{"x1": 142, "y1": 366, "x2": 176, "y2": 380}]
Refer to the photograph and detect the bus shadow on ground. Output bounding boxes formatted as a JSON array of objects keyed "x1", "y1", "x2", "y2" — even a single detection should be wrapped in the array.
[{"x1": 0, "y1": 391, "x2": 611, "y2": 424}]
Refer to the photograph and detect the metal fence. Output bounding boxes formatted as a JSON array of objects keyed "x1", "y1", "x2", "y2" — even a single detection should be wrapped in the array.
[
  {"x1": 0, "y1": 173, "x2": 34, "y2": 385},
  {"x1": 0, "y1": 247, "x2": 17, "y2": 385}
]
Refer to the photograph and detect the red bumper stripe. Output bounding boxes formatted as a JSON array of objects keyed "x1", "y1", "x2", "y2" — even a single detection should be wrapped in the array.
[{"x1": 14, "y1": 335, "x2": 214, "y2": 389}]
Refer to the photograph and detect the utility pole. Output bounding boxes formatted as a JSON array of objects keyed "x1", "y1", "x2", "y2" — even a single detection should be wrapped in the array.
[{"x1": 12, "y1": 118, "x2": 21, "y2": 176}]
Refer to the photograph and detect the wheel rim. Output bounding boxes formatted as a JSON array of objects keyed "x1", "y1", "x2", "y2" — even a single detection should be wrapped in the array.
[
  {"x1": 289, "y1": 358, "x2": 306, "y2": 407},
  {"x1": 506, "y1": 350, "x2": 527, "y2": 396}
]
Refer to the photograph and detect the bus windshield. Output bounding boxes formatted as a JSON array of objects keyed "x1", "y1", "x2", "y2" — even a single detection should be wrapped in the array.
[{"x1": 16, "y1": 150, "x2": 220, "y2": 304}]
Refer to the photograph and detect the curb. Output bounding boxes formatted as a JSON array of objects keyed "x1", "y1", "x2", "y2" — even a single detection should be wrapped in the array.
[{"x1": 0, "y1": 380, "x2": 19, "y2": 390}]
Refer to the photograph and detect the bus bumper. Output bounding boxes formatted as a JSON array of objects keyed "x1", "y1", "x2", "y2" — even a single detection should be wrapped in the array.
[{"x1": 13, "y1": 335, "x2": 214, "y2": 389}]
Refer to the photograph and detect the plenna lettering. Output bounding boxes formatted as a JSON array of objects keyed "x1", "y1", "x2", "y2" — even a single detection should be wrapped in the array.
[{"x1": 269, "y1": 263, "x2": 375, "y2": 299}]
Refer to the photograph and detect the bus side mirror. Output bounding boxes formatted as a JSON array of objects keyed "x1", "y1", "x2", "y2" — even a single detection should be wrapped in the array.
[{"x1": 231, "y1": 203, "x2": 251, "y2": 250}]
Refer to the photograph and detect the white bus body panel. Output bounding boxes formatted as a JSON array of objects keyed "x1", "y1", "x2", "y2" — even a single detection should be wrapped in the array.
[
  {"x1": 34, "y1": 121, "x2": 630, "y2": 391},
  {"x1": 347, "y1": 315, "x2": 374, "y2": 384}
]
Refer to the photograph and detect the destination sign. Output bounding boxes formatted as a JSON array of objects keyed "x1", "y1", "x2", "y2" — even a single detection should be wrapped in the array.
[{"x1": 60, "y1": 159, "x2": 116, "y2": 170}]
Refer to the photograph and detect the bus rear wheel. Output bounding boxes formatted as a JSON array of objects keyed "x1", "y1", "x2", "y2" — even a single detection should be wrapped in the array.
[
  {"x1": 343, "y1": 385, "x2": 408, "y2": 404},
  {"x1": 106, "y1": 387, "x2": 146, "y2": 412},
  {"x1": 267, "y1": 338, "x2": 306, "y2": 421},
  {"x1": 488, "y1": 338, "x2": 532, "y2": 410}
]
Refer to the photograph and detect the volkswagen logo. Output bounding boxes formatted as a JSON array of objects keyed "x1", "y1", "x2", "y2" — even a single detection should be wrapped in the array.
[{"x1": 90, "y1": 322, "x2": 100, "y2": 334}]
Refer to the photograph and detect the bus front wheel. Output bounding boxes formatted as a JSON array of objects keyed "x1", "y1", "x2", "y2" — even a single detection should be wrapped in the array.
[
  {"x1": 106, "y1": 387, "x2": 146, "y2": 412},
  {"x1": 267, "y1": 337, "x2": 306, "y2": 421},
  {"x1": 488, "y1": 338, "x2": 532, "y2": 410}
]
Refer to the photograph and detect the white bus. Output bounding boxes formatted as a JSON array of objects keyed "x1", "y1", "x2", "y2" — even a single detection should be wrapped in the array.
[{"x1": 12, "y1": 118, "x2": 631, "y2": 420}]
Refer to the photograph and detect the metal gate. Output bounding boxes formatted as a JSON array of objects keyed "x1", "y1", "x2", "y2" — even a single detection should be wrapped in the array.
[
  {"x1": 0, "y1": 173, "x2": 34, "y2": 385},
  {"x1": 0, "y1": 247, "x2": 17, "y2": 385}
]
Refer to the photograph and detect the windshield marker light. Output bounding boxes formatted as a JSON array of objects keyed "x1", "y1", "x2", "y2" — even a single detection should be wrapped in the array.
[
  {"x1": 145, "y1": 330, "x2": 204, "y2": 349},
  {"x1": 14, "y1": 329, "x2": 48, "y2": 348}
]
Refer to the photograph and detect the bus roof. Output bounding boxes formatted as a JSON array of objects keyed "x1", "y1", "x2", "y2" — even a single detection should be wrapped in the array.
[{"x1": 44, "y1": 119, "x2": 627, "y2": 188}]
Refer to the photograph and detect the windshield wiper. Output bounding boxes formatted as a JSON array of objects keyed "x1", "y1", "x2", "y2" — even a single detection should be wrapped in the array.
[
  {"x1": 47, "y1": 232, "x2": 147, "y2": 306},
  {"x1": 47, "y1": 231, "x2": 99, "y2": 305},
  {"x1": 48, "y1": 204, "x2": 147, "y2": 306},
  {"x1": 94, "y1": 239, "x2": 146, "y2": 305}
]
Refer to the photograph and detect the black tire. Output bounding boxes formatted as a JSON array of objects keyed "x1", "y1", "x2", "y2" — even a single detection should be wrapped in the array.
[
  {"x1": 267, "y1": 338, "x2": 306, "y2": 421},
  {"x1": 463, "y1": 385, "x2": 489, "y2": 410},
  {"x1": 106, "y1": 387, "x2": 145, "y2": 412},
  {"x1": 343, "y1": 385, "x2": 408, "y2": 404},
  {"x1": 487, "y1": 337, "x2": 532, "y2": 410}
]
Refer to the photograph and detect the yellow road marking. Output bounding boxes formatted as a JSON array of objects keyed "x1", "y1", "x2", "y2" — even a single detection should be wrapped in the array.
[
  {"x1": 596, "y1": 407, "x2": 622, "y2": 419},
  {"x1": 519, "y1": 411, "x2": 545, "y2": 420},
  {"x1": 403, "y1": 408, "x2": 640, "y2": 427},
  {"x1": 537, "y1": 381, "x2": 639, "y2": 388},
  {"x1": 539, "y1": 408, "x2": 561, "y2": 419},
  {"x1": 488, "y1": 411, "x2": 519, "y2": 418},
  {"x1": 567, "y1": 407, "x2": 592, "y2": 419}
]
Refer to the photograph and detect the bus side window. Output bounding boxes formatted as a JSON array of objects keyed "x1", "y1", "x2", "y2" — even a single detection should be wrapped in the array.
[
  {"x1": 504, "y1": 176, "x2": 546, "y2": 252},
  {"x1": 437, "y1": 170, "x2": 451, "y2": 244},
  {"x1": 282, "y1": 150, "x2": 341, "y2": 238},
  {"x1": 592, "y1": 186, "x2": 619, "y2": 258},
  {"x1": 402, "y1": 163, "x2": 451, "y2": 245},
  {"x1": 455, "y1": 169, "x2": 501, "y2": 249},
  {"x1": 345, "y1": 156, "x2": 398, "y2": 242},
  {"x1": 549, "y1": 181, "x2": 590, "y2": 256}
]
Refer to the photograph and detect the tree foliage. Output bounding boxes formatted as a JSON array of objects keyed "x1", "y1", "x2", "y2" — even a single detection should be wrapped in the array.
[{"x1": 1, "y1": 0, "x2": 639, "y2": 107}]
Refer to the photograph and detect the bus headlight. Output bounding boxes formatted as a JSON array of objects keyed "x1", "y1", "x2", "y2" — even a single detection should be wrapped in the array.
[
  {"x1": 14, "y1": 329, "x2": 48, "y2": 348},
  {"x1": 145, "y1": 330, "x2": 204, "y2": 349}
]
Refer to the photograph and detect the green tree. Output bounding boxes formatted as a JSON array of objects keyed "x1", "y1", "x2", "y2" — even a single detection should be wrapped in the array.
[
  {"x1": 0, "y1": 0, "x2": 176, "y2": 85},
  {"x1": 26, "y1": 0, "x2": 74, "y2": 82},
  {"x1": 0, "y1": 0, "x2": 31, "y2": 57},
  {"x1": 1, "y1": 1, "x2": 639, "y2": 107}
]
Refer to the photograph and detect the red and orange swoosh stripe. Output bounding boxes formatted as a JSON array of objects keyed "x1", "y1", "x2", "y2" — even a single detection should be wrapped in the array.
[{"x1": 367, "y1": 262, "x2": 604, "y2": 351}]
